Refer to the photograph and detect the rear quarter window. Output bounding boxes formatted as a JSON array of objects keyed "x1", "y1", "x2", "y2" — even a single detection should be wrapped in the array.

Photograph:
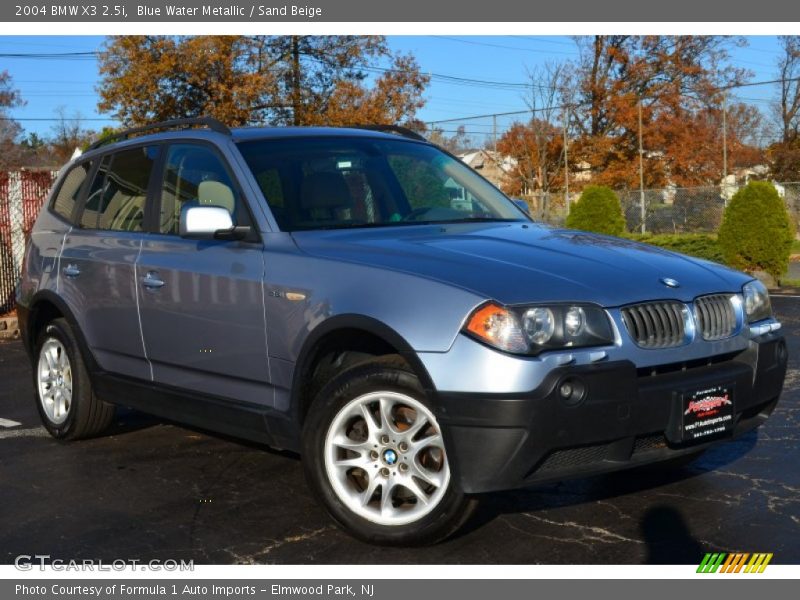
[{"x1": 51, "y1": 161, "x2": 92, "y2": 223}]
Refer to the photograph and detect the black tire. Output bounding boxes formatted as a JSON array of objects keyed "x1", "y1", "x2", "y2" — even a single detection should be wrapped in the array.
[
  {"x1": 302, "y1": 355, "x2": 477, "y2": 546},
  {"x1": 33, "y1": 318, "x2": 114, "y2": 440}
]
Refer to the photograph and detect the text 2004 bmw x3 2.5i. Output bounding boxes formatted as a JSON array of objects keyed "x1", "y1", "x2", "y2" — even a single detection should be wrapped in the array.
[{"x1": 18, "y1": 118, "x2": 787, "y2": 545}]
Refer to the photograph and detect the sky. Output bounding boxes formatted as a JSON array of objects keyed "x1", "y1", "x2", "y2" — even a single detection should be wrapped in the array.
[{"x1": 0, "y1": 35, "x2": 788, "y2": 142}]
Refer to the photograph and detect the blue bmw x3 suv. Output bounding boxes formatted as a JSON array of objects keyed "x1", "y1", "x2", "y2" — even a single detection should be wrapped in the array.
[{"x1": 17, "y1": 118, "x2": 787, "y2": 545}]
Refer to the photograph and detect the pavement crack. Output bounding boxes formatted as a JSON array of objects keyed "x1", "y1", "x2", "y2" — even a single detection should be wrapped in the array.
[
  {"x1": 710, "y1": 469, "x2": 800, "y2": 515},
  {"x1": 520, "y1": 513, "x2": 644, "y2": 545},
  {"x1": 596, "y1": 500, "x2": 634, "y2": 520},
  {"x1": 228, "y1": 526, "x2": 333, "y2": 564}
]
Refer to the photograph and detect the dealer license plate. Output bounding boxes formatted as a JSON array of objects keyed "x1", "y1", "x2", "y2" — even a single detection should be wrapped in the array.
[{"x1": 681, "y1": 384, "x2": 735, "y2": 442}]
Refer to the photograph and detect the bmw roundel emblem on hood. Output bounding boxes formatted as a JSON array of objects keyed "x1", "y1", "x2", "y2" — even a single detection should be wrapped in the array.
[{"x1": 660, "y1": 277, "x2": 680, "y2": 288}]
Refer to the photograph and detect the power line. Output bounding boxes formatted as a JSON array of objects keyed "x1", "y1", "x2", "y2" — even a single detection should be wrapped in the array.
[
  {"x1": 516, "y1": 36, "x2": 576, "y2": 47},
  {"x1": 13, "y1": 80, "x2": 98, "y2": 84},
  {"x1": 720, "y1": 76, "x2": 800, "y2": 90},
  {"x1": 0, "y1": 117, "x2": 115, "y2": 121},
  {"x1": 428, "y1": 105, "x2": 577, "y2": 125},
  {"x1": 7, "y1": 48, "x2": 792, "y2": 92},
  {"x1": 427, "y1": 76, "x2": 800, "y2": 125},
  {"x1": 0, "y1": 51, "x2": 97, "y2": 57},
  {"x1": 432, "y1": 36, "x2": 576, "y2": 56},
  {"x1": 5, "y1": 50, "x2": 800, "y2": 135}
]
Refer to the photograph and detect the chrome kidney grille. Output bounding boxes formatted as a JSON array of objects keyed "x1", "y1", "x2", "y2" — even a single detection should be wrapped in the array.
[
  {"x1": 694, "y1": 294, "x2": 738, "y2": 340},
  {"x1": 621, "y1": 294, "x2": 741, "y2": 348},
  {"x1": 621, "y1": 301, "x2": 687, "y2": 348}
]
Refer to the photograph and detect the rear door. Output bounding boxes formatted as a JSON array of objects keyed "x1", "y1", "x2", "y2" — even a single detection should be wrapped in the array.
[
  {"x1": 135, "y1": 142, "x2": 272, "y2": 406},
  {"x1": 59, "y1": 145, "x2": 159, "y2": 380}
]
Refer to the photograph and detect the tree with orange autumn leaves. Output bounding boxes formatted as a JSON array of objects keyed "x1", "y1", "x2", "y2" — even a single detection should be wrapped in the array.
[
  {"x1": 498, "y1": 36, "x2": 767, "y2": 196},
  {"x1": 97, "y1": 36, "x2": 429, "y2": 128}
]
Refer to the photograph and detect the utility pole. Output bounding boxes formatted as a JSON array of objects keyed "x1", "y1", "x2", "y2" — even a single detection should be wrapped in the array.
[
  {"x1": 290, "y1": 35, "x2": 301, "y2": 126},
  {"x1": 492, "y1": 114, "x2": 497, "y2": 153},
  {"x1": 563, "y1": 106, "x2": 570, "y2": 215},
  {"x1": 638, "y1": 101, "x2": 646, "y2": 235},
  {"x1": 722, "y1": 93, "x2": 729, "y2": 206}
]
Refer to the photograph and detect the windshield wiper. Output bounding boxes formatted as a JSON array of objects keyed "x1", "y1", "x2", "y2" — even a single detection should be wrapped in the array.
[
  {"x1": 304, "y1": 222, "x2": 408, "y2": 231},
  {"x1": 413, "y1": 217, "x2": 524, "y2": 225},
  {"x1": 295, "y1": 217, "x2": 524, "y2": 231}
]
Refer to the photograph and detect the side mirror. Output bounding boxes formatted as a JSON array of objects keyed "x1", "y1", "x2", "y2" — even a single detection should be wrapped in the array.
[
  {"x1": 512, "y1": 198, "x2": 531, "y2": 215},
  {"x1": 179, "y1": 205, "x2": 236, "y2": 239}
]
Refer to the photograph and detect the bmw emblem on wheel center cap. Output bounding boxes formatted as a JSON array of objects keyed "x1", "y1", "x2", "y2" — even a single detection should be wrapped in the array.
[
  {"x1": 660, "y1": 277, "x2": 680, "y2": 288},
  {"x1": 383, "y1": 449, "x2": 398, "y2": 465}
]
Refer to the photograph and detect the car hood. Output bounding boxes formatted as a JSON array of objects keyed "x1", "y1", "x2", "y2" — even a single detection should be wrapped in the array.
[{"x1": 291, "y1": 222, "x2": 751, "y2": 307}]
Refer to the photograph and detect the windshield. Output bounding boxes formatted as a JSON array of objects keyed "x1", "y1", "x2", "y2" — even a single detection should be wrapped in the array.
[{"x1": 236, "y1": 136, "x2": 527, "y2": 231}]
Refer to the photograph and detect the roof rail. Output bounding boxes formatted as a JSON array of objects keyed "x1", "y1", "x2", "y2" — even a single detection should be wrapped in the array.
[
  {"x1": 86, "y1": 117, "x2": 231, "y2": 152},
  {"x1": 350, "y1": 124, "x2": 428, "y2": 142}
]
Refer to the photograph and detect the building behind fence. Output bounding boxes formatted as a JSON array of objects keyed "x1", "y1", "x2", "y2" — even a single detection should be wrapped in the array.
[{"x1": 1, "y1": 169, "x2": 798, "y2": 316}]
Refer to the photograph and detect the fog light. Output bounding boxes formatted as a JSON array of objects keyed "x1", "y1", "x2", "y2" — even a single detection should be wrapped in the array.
[{"x1": 558, "y1": 376, "x2": 586, "y2": 406}]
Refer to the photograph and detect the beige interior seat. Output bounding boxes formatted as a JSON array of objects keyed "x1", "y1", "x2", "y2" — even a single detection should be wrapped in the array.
[{"x1": 198, "y1": 180, "x2": 235, "y2": 214}]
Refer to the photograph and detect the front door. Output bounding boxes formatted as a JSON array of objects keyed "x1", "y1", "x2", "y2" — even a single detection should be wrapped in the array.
[{"x1": 135, "y1": 143, "x2": 272, "y2": 406}]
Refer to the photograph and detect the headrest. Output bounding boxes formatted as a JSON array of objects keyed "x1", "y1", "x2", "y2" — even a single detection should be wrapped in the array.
[
  {"x1": 300, "y1": 171, "x2": 353, "y2": 210},
  {"x1": 198, "y1": 180, "x2": 235, "y2": 214}
]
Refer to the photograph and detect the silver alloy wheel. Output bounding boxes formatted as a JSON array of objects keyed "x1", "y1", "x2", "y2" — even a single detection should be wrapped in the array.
[
  {"x1": 324, "y1": 391, "x2": 450, "y2": 526},
  {"x1": 37, "y1": 338, "x2": 73, "y2": 425}
]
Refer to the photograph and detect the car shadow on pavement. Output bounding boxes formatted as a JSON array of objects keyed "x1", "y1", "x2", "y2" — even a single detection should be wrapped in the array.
[
  {"x1": 454, "y1": 430, "x2": 759, "y2": 541},
  {"x1": 101, "y1": 409, "x2": 298, "y2": 460},
  {"x1": 102, "y1": 407, "x2": 163, "y2": 437}
]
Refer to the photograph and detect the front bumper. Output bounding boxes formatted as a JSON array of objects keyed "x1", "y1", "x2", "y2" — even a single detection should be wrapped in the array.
[{"x1": 434, "y1": 331, "x2": 787, "y2": 494}]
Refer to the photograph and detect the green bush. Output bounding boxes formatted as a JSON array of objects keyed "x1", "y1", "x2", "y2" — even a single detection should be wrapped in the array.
[
  {"x1": 627, "y1": 233, "x2": 724, "y2": 263},
  {"x1": 566, "y1": 185, "x2": 626, "y2": 236},
  {"x1": 718, "y1": 181, "x2": 794, "y2": 282}
]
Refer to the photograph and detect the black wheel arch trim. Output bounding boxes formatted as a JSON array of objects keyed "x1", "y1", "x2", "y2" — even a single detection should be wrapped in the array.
[
  {"x1": 290, "y1": 314, "x2": 437, "y2": 424},
  {"x1": 24, "y1": 290, "x2": 99, "y2": 372}
]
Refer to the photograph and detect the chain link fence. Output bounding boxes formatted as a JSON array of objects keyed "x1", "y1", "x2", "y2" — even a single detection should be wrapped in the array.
[
  {"x1": 524, "y1": 182, "x2": 800, "y2": 234},
  {"x1": 0, "y1": 170, "x2": 58, "y2": 316}
]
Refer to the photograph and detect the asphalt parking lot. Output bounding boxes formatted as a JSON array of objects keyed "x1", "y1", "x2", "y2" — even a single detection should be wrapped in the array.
[{"x1": 1, "y1": 297, "x2": 799, "y2": 565}]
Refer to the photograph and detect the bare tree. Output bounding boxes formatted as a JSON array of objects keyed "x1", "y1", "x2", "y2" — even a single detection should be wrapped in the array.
[
  {"x1": 775, "y1": 36, "x2": 800, "y2": 142},
  {"x1": 49, "y1": 107, "x2": 94, "y2": 164},
  {"x1": 427, "y1": 125, "x2": 474, "y2": 155},
  {"x1": 0, "y1": 70, "x2": 26, "y2": 171},
  {"x1": 520, "y1": 63, "x2": 572, "y2": 193}
]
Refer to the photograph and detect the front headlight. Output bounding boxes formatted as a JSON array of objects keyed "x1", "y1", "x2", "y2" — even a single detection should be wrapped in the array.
[
  {"x1": 464, "y1": 302, "x2": 615, "y2": 355},
  {"x1": 743, "y1": 280, "x2": 772, "y2": 323}
]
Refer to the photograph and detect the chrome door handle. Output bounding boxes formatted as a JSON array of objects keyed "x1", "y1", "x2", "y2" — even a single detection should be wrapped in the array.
[
  {"x1": 141, "y1": 271, "x2": 165, "y2": 289},
  {"x1": 62, "y1": 263, "x2": 80, "y2": 278}
]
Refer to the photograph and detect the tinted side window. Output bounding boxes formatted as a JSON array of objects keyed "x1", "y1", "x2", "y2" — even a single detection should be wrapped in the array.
[
  {"x1": 80, "y1": 155, "x2": 113, "y2": 229},
  {"x1": 51, "y1": 161, "x2": 91, "y2": 223},
  {"x1": 95, "y1": 146, "x2": 157, "y2": 232},
  {"x1": 159, "y1": 144, "x2": 249, "y2": 235}
]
